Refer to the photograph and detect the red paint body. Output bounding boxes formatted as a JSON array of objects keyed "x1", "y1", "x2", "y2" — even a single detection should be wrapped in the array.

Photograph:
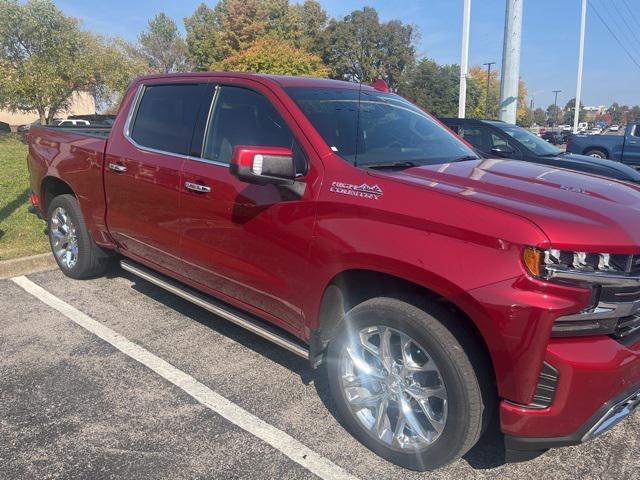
[{"x1": 26, "y1": 73, "x2": 640, "y2": 443}]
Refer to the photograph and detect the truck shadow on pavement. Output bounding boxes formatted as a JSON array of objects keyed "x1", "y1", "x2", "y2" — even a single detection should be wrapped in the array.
[{"x1": 114, "y1": 267, "x2": 508, "y2": 471}]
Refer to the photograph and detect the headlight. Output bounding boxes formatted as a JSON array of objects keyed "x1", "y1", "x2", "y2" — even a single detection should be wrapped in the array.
[
  {"x1": 523, "y1": 246, "x2": 636, "y2": 283},
  {"x1": 523, "y1": 247, "x2": 640, "y2": 338}
]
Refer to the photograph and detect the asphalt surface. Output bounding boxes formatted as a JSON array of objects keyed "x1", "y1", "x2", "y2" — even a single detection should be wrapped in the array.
[{"x1": 1, "y1": 266, "x2": 639, "y2": 479}]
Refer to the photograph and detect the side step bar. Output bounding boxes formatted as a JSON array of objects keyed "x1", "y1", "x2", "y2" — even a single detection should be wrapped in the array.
[{"x1": 120, "y1": 259, "x2": 309, "y2": 360}]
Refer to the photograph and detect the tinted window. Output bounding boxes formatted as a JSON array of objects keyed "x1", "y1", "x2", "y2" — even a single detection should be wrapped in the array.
[
  {"x1": 203, "y1": 86, "x2": 304, "y2": 172},
  {"x1": 286, "y1": 87, "x2": 476, "y2": 166},
  {"x1": 131, "y1": 84, "x2": 211, "y2": 156},
  {"x1": 459, "y1": 126, "x2": 487, "y2": 151}
]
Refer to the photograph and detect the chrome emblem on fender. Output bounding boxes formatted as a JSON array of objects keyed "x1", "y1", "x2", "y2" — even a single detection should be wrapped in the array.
[{"x1": 330, "y1": 182, "x2": 383, "y2": 200}]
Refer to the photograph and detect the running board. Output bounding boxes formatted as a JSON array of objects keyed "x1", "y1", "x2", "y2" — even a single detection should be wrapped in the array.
[{"x1": 120, "y1": 259, "x2": 309, "y2": 360}]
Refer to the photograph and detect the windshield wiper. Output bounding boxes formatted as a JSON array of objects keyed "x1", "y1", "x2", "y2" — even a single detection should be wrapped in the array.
[
  {"x1": 450, "y1": 155, "x2": 478, "y2": 162},
  {"x1": 363, "y1": 161, "x2": 417, "y2": 170}
]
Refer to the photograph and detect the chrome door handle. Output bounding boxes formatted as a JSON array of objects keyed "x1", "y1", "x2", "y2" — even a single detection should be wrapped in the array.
[
  {"x1": 185, "y1": 181, "x2": 211, "y2": 193},
  {"x1": 108, "y1": 163, "x2": 127, "y2": 173}
]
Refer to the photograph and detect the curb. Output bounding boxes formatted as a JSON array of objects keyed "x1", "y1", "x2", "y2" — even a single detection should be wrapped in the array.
[{"x1": 0, "y1": 252, "x2": 57, "y2": 280}]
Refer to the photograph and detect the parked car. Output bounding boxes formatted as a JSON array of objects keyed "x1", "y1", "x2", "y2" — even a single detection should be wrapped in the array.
[
  {"x1": 54, "y1": 119, "x2": 90, "y2": 126},
  {"x1": 610, "y1": 125, "x2": 620, "y2": 132},
  {"x1": 567, "y1": 123, "x2": 640, "y2": 166},
  {"x1": 0, "y1": 121, "x2": 10, "y2": 133},
  {"x1": 68, "y1": 114, "x2": 116, "y2": 126},
  {"x1": 440, "y1": 118, "x2": 640, "y2": 184},
  {"x1": 541, "y1": 130, "x2": 563, "y2": 145},
  {"x1": 27, "y1": 73, "x2": 640, "y2": 471}
]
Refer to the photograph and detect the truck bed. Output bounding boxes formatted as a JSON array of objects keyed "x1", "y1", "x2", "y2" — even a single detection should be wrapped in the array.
[
  {"x1": 40, "y1": 125, "x2": 112, "y2": 139},
  {"x1": 27, "y1": 125, "x2": 111, "y2": 245}
]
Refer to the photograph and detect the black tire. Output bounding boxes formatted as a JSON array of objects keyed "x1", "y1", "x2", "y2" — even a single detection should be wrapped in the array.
[
  {"x1": 326, "y1": 297, "x2": 488, "y2": 471},
  {"x1": 47, "y1": 194, "x2": 110, "y2": 279},
  {"x1": 584, "y1": 149, "x2": 608, "y2": 159}
]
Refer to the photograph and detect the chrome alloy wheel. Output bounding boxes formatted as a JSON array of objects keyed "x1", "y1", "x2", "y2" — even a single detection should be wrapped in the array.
[
  {"x1": 339, "y1": 326, "x2": 448, "y2": 451},
  {"x1": 50, "y1": 206, "x2": 79, "y2": 270}
]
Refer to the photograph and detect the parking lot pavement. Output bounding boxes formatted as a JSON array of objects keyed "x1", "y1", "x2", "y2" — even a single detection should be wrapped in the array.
[{"x1": 2, "y1": 267, "x2": 639, "y2": 479}]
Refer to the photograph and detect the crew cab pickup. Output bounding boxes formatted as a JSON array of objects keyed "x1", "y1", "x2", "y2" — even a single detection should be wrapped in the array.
[
  {"x1": 567, "y1": 123, "x2": 640, "y2": 165},
  {"x1": 27, "y1": 73, "x2": 640, "y2": 471}
]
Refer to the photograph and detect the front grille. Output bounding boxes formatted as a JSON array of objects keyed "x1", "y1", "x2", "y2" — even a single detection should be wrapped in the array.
[{"x1": 528, "y1": 362, "x2": 559, "y2": 409}]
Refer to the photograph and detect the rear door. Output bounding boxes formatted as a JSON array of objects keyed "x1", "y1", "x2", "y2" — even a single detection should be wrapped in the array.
[
  {"x1": 179, "y1": 79, "x2": 322, "y2": 332},
  {"x1": 105, "y1": 80, "x2": 214, "y2": 274}
]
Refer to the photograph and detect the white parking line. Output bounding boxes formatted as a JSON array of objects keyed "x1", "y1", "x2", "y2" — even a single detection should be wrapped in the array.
[{"x1": 11, "y1": 275, "x2": 359, "y2": 480}]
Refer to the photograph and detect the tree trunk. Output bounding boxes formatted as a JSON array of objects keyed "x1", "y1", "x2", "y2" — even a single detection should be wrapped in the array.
[{"x1": 37, "y1": 108, "x2": 46, "y2": 125}]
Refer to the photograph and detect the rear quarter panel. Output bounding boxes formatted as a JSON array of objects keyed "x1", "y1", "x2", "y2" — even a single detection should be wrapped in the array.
[{"x1": 27, "y1": 128, "x2": 113, "y2": 246}]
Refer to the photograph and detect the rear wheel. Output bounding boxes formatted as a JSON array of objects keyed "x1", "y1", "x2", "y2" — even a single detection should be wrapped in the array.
[
  {"x1": 326, "y1": 297, "x2": 487, "y2": 471},
  {"x1": 47, "y1": 194, "x2": 110, "y2": 279},
  {"x1": 585, "y1": 149, "x2": 607, "y2": 159}
]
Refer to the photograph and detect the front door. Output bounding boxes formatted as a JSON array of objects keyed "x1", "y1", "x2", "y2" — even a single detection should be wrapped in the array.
[
  {"x1": 623, "y1": 125, "x2": 640, "y2": 167},
  {"x1": 179, "y1": 81, "x2": 322, "y2": 332},
  {"x1": 105, "y1": 81, "x2": 214, "y2": 274}
]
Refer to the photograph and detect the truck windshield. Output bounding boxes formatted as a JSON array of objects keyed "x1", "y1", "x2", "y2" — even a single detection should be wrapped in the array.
[
  {"x1": 286, "y1": 87, "x2": 477, "y2": 166},
  {"x1": 491, "y1": 123, "x2": 561, "y2": 156}
]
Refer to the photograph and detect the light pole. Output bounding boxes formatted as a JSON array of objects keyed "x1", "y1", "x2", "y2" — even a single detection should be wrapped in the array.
[
  {"x1": 483, "y1": 61, "x2": 496, "y2": 119},
  {"x1": 552, "y1": 89, "x2": 562, "y2": 129},
  {"x1": 458, "y1": 0, "x2": 471, "y2": 118},
  {"x1": 574, "y1": 0, "x2": 587, "y2": 133},
  {"x1": 499, "y1": 0, "x2": 523, "y2": 124}
]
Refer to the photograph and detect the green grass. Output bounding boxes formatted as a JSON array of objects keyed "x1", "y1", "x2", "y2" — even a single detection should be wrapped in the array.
[{"x1": 0, "y1": 133, "x2": 49, "y2": 260}]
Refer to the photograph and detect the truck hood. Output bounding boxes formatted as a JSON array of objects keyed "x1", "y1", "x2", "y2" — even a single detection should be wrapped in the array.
[{"x1": 376, "y1": 158, "x2": 640, "y2": 252}]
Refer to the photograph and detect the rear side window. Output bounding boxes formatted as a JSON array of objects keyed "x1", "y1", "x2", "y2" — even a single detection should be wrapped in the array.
[
  {"x1": 131, "y1": 84, "x2": 211, "y2": 156},
  {"x1": 202, "y1": 86, "x2": 305, "y2": 173}
]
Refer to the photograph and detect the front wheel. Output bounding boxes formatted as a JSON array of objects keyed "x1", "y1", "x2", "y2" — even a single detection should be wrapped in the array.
[
  {"x1": 326, "y1": 297, "x2": 488, "y2": 471},
  {"x1": 47, "y1": 194, "x2": 110, "y2": 279}
]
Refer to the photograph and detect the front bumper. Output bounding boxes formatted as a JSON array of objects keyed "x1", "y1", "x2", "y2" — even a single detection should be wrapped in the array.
[
  {"x1": 501, "y1": 333, "x2": 640, "y2": 457},
  {"x1": 505, "y1": 383, "x2": 640, "y2": 459}
]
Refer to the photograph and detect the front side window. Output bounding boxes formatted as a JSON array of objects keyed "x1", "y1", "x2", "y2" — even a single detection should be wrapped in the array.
[
  {"x1": 130, "y1": 83, "x2": 211, "y2": 156},
  {"x1": 286, "y1": 87, "x2": 477, "y2": 166},
  {"x1": 202, "y1": 86, "x2": 304, "y2": 172}
]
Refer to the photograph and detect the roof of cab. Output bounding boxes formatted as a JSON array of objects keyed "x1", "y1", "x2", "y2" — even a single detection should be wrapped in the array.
[{"x1": 134, "y1": 71, "x2": 373, "y2": 91}]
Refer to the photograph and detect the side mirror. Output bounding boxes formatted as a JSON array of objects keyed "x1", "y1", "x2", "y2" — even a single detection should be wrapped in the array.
[
  {"x1": 490, "y1": 145, "x2": 516, "y2": 158},
  {"x1": 230, "y1": 145, "x2": 296, "y2": 186}
]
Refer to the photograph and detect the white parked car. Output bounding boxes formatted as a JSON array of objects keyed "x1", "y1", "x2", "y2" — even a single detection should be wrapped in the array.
[
  {"x1": 609, "y1": 125, "x2": 620, "y2": 132},
  {"x1": 55, "y1": 119, "x2": 90, "y2": 126}
]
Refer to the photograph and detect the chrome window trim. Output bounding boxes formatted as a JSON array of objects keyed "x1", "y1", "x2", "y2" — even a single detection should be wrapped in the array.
[{"x1": 122, "y1": 82, "x2": 229, "y2": 168}]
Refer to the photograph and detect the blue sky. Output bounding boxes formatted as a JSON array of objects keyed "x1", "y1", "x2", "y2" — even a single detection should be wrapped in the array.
[{"x1": 55, "y1": 0, "x2": 639, "y2": 109}]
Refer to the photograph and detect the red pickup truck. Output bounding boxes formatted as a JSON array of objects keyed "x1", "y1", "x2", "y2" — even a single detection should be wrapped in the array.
[{"x1": 27, "y1": 72, "x2": 640, "y2": 471}]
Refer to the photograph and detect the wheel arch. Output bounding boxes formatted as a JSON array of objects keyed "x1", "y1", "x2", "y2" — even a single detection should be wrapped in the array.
[
  {"x1": 41, "y1": 176, "x2": 75, "y2": 216},
  {"x1": 310, "y1": 268, "x2": 497, "y2": 390},
  {"x1": 582, "y1": 146, "x2": 610, "y2": 158}
]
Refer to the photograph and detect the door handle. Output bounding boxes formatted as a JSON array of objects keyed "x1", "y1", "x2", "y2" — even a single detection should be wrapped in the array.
[
  {"x1": 108, "y1": 162, "x2": 127, "y2": 173},
  {"x1": 185, "y1": 181, "x2": 211, "y2": 193}
]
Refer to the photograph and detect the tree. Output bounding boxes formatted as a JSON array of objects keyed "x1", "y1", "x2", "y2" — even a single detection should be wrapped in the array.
[
  {"x1": 217, "y1": 37, "x2": 329, "y2": 77},
  {"x1": 609, "y1": 102, "x2": 623, "y2": 124},
  {"x1": 399, "y1": 59, "x2": 480, "y2": 117},
  {"x1": 629, "y1": 105, "x2": 640, "y2": 124},
  {"x1": 87, "y1": 37, "x2": 148, "y2": 112},
  {"x1": 184, "y1": 3, "x2": 219, "y2": 70},
  {"x1": 0, "y1": 0, "x2": 134, "y2": 124},
  {"x1": 184, "y1": 0, "x2": 328, "y2": 71},
  {"x1": 562, "y1": 98, "x2": 585, "y2": 124},
  {"x1": 546, "y1": 104, "x2": 563, "y2": 126},
  {"x1": 213, "y1": 0, "x2": 266, "y2": 60},
  {"x1": 533, "y1": 107, "x2": 546, "y2": 126},
  {"x1": 320, "y1": 7, "x2": 416, "y2": 90},
  {"x1": 467, "y1": 65, "x2": 500, "y2": 119},
  {"x1": 138, "y1": 13, "x2": 188, "y2": 73}
]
